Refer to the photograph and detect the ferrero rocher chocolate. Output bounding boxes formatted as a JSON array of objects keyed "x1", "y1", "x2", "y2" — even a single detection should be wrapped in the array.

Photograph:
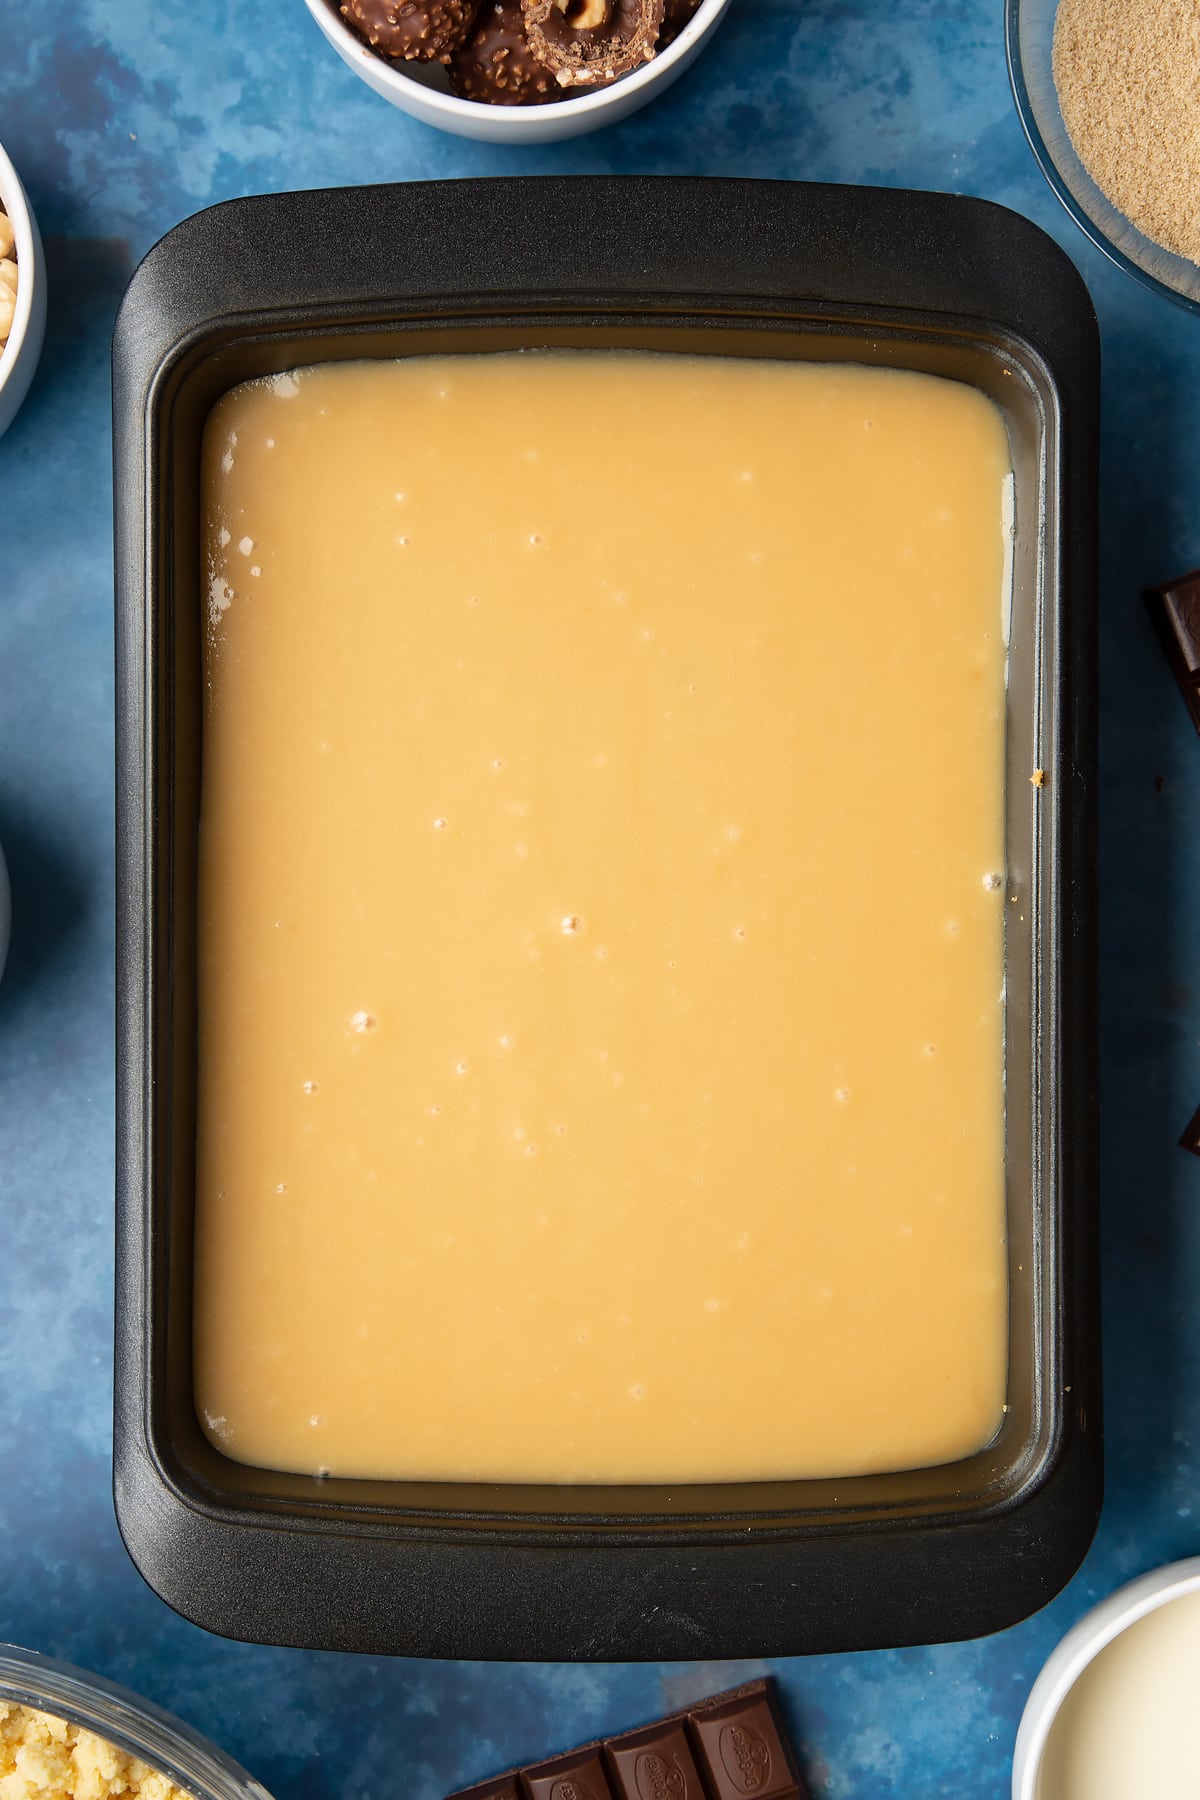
[
  {"x1": 449, "y1": 0, "x2": 562, "y2": 102},
  {"x1": 340, "y1": 0, "x2": 481, "y2": 61},
  {"x1": 520, "y1": 0, "x2": 664, "y2": 87}
]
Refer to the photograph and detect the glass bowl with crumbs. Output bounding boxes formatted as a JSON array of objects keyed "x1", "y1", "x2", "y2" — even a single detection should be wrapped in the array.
[
  {"x1": 0, "y1": 1645, "x2": 274, "y2": 1800},
  {"x1": 1006, "y1": 0, "x2": 1200, "y2": 313}
]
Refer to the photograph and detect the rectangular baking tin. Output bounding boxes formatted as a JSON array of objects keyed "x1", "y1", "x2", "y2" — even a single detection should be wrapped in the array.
[{"x1": 113, "y1": 176, "x2": 1101, "y2": 1659}]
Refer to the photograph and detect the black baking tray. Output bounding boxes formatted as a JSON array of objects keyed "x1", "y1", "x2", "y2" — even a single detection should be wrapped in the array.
[{"x1": 113, "y1": 176, "x2": 1101, "y2": 1660}]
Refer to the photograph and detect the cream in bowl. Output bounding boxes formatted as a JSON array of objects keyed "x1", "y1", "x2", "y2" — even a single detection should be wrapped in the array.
[{"x1": 1013, "y1": 1560, "x2": 1200, "y2": 1799}]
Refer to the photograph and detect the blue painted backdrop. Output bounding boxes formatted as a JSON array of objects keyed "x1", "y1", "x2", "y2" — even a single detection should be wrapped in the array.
[{"x1": 1, "y1": 2, "x2": 1198, "y2": 1795}]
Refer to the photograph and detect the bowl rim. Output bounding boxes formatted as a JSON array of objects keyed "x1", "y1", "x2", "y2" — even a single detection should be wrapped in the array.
[
  {"x1": 0, "y1": 138, "x2": 41, "y2": 391},
  {"x1": 1003, "y1": 0, "x2": 1200, "y2": 317},
  {"x1": 302, "y1": 0, "x2": 731, "y2": 123},
  {"x1": 1011, "y1": 1556, "x2": 1200, "y2": 1798}
]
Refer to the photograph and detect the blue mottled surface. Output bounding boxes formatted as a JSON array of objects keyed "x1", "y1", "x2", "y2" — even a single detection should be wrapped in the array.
[{"x1": 1, "y1": 1, "x2": 1199, "y2": 1795}]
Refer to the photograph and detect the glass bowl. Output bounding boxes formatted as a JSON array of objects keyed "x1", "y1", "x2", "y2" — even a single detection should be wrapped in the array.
[
  {"x1": 1005, "y1": 0, "x2": 1200, "y2": 315},
  {"x1": 0, "y1": 1644, "x2": 275, "y2": 1800}
]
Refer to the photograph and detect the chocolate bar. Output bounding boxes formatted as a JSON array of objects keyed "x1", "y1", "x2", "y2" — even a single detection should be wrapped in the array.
[
  {"x1": 445, "y1": 1679, "x2": 809, "y2": 1800},
  {"x1": 1143, "y1": 571, "x2": 1200, "y2": 1159},
  {"x1": 1143, "y1": 569, "x2": 1200, "y2": 737},
  {"x1": 1181, "y1": 1102, "x2": 1200, "y2": 1160}
]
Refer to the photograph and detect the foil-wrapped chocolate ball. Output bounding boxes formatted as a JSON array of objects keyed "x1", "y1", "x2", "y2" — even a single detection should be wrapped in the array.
[
  {"x1": 520, "y1": 0, "x2": 665, "y2": 88},
  {"x1": 339, "y1": 0, "x2": 481, "y2": 61},
  {"x1": 448, "y1": 0, "x2": 563, "y2": 101}
]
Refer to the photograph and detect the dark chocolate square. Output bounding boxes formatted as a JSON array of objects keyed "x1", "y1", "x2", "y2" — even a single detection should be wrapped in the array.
[
  {"x1": 1144, "y1": 571, "x2": 1200, "y2": 736},
  {"x1": 444, "y1": 1780, "x2": 523, "y2": 1800},
  {"x1": 1181, "y1": 1102, "x2": 1200, "y2": 1158},
  {"x1": 604, "y1": 1719, "x2": 708, "y2": 1800},
  {"x1": 687, "y1": 1693, "x2": 805, "y2": 1799},
  {"x1": 521, "y1": 1747, "x2": 617, "y2": 1800}
]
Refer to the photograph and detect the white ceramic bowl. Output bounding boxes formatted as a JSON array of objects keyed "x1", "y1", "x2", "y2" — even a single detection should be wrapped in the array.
[
  {"x1": 1013, "y1": 1557, "x2": 1200, "y2": 1799},
  {"x1": 0, "y1": 139, "x2": 46, "y2": 439},
  {"x1": 303, "y1": 0, "x2": 731, "y2": 141}
]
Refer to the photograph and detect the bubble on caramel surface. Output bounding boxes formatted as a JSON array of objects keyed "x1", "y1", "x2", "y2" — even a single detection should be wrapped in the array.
[{"x1": 207, "y1": 574, "x2": 233, "y2": 624}]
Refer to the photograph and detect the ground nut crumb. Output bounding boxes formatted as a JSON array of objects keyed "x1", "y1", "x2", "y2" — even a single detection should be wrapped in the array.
[
  {"x1": 1053, "y1": 0, "x2": 1200, "y2": 265},
  {"x1": 0, "y1": 1702, "x2": 193, "y2": 1800}
]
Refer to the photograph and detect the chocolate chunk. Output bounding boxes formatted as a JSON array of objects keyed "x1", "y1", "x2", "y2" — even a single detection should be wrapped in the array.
[
  {"x1": 521, "y1": 1748, "x2": 616, "y2": 1799},
  {"x1": 448, "y1": 0, "x2": 563, "y2": 102},
  {"x1": 444, "y1": 1681, "x2": 810, "y2": 1800},
  {"x1": 339, "y1": 0, "x2": 481, "y2": 61},
  {"x1": 1143, "y1": 569, "x2": 1200, "y2": 737},
  {"x1": 520, "y1": 0, "x2": 664, "y2": 88},
  {"x1": 604, "y1": 1720, "x2": 708, "y2": 1799},
  {"x1": 1181, "y1": 1102, "x2": 1200, "y2": 1159},
  {"x1": 687, "y1": 1690, "x2": 804, "y2": 1800},
  {"x1": 446, "y1": 1783, "x2": 523, "y2": 1800}
]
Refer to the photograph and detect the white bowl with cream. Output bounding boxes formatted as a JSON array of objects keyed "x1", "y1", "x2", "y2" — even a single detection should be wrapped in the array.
[
  {"x1": 0, "y1": 139, "x2": 46, "y2": 441},
  {"x1": 302, "y1": 0, "x2": 731, "y2": 141},
  {"x1": 1013, "y1": 1558, "x2": 1200, "y2": 1799}
]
